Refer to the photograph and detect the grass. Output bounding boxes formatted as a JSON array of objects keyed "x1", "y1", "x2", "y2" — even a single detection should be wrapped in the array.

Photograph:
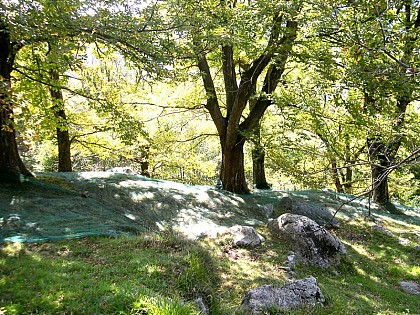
[{"x1": 1, "y1": 217, "x2": 419, "y2": 314}]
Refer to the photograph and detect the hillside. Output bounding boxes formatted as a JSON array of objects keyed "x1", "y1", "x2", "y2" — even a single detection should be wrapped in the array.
[
  {"x1": 2, "y1": 171, "x2": 419, "y2": 243},
  {"x1": 1, "y1": 172, "x2": 419, "y2": 314}
]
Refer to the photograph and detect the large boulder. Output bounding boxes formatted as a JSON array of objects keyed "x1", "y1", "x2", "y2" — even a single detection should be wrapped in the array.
[
  {"x1": 268, "y1": 213, "x2": 346, "y2": 268},
  {"x1": 240, "y1": 276, "x2": 325, "y2": 314},
  {"x1": 229, "y1": 225, "x2": 265, "y2": 247},
  {"x1": 277, "y1": 196, "x2": 339, "y2": 227}
]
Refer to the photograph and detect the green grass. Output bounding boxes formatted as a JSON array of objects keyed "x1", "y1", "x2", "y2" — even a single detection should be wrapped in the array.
[{"x1": 1, "y1": 217, "x2": 419, "y2": 314}]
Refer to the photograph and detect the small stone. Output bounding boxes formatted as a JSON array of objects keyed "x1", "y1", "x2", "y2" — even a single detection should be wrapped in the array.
[
  {"x1": 261, "y1": 204, "x2": 274, "y2": 218},
  {"x1": 399, "y1": 281, "x2": 420, "y2": 295},
  {"x1": 229, "y1": 225, "x2": 265, "y2": 247},
  {"x1": 195, "y1": 297, "x2": 209, "y2": 314},
  {"x1": 398, "y1": 238, "x2": 411, "y2": 246},
  {"x1": 371, "y1": 224, "x2": 394, "y2": 236}
]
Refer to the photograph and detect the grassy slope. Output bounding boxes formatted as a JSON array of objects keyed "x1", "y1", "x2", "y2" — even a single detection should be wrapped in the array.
[{"x1": 1, "y1": 174, "x2": 419, "y2": 314}]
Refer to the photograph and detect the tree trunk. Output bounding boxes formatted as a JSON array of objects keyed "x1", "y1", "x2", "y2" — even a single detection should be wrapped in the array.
[
  {"x1": 331, "y1": 160, "x2": 344, "y2": 193},
  {"x1": 0, "y1": 24, "x2": 32, "y2": 181},
  {"x1": 221, "y1": 138, "x2": 249, "y2": 193},
  {"x1": 371, "y1": 162, "x2": 389, "y2": 204},
  {"x1": 252, "y1": 129, "x2": 270, "y2": 189},
  {"x1": 49, "y1": 70, "x2": 72, "y2": 172},
  {"x1": 367, "y1": 138, "x2": 401, "y2": 214},
  {"x1": 140, "y1": 145, "x2": 150, "y2": 177}
]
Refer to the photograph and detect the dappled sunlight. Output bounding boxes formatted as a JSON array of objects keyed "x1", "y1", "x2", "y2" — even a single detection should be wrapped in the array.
[
  {"x1": 342, "y1": 242, "x2": 375, "y2": 261},
  {"x1": 130, "y1": 191, "x2": 155, "y2": 202},
  {"x1": 1, "y1": 242, "x2": 25, "y2": 256}
]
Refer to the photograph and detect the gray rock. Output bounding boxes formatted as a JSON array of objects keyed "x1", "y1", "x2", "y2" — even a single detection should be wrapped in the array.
[
  {"x1": 195, "y1": 297, "x2": 209, "y2": 314},
  {"x1": 261, "y1": 204, "x2": 274, "y2": 218},
  {"x1": 240, "y1": 276, "x2": 325, "y2": 314},
  {"x1": 107, "y1": 167, "x2": 134, "y2": 174},
  {"x1": 399, "y1": 281, "x2": 420, "y2": 295},
  {"x1": 277, "y1": 196, "x2": 339, "y2": 227},
  {"x1": 371, "y1": 224, "x2": 394, "y2": 236},
  {"x1": 268, "y1": 213, "x2": 346, "y2": 268},
  {"x1": 229, "y1": 225, "x2": 265, "y2": 247},
  {"x1": 398, "y1": 238, "x2": 411, "y2": 246}
]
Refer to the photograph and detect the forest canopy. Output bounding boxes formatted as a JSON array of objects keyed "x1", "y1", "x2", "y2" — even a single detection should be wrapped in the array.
[{"x1": 0, "y1": 0, "x2": 419, "y2": 206}]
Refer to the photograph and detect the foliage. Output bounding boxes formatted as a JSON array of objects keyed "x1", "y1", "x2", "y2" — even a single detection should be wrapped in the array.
[{"x1": 2, "y1": 0, "x2": 419, "y2": 200}]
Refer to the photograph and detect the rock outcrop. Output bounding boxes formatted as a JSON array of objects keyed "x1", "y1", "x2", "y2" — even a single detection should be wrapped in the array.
[
  {"x1": 268, "y1": 213, "x2": 346, "y2": 268},
  {"x1": 240, "y1": 276, "x2": 325, "y2": 314},
  {"x1": 277, "y1": 196, "x2": 339, "y2": 227}
]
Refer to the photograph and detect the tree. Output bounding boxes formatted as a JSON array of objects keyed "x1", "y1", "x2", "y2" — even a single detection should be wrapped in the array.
[
  {"x1": 49, "y1": 67, "x2": 72, "y2": 172},
  {"x1": 169, "y1": 0, "x2": 300, "y2": 193},
  {"x1": 0, "y1": 18, "x2": 32, "y2": 181},
  {"x1": 317, "y1": 0, "x2": 420, "y2": 207},
  {"x1": 0, "y1": 0, "x2": 173, "y2": 180}
]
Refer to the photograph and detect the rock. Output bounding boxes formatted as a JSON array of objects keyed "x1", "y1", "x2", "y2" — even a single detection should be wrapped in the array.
[
  {"x1": 399, "y1": 281, "x2": 420, "y2": 295},
  {"x1": 195, "y1": 297, "x2": 209, "y2": 314},
  {"x1": 285, "y1": 251, "x2": 296, "y2": 270},
  {"x1": 240, "y1": 276, "x2": 325, "y2": 314},
  {"x1": 268, "y1": 213, "x2": 346, "y2": 268},
  {"x1": 260, "y1": 204, "x2": 274, "y2": 218},
  {"x1": 398, "y1": 238, "x2": 411, "y2": 246},
  {"x1": 277, "y1": 196, "x2": 339, "y2": 227},
  {"x1": 229, "y1": 225, "x2": 265, "y2": 247},
  {"x1": 371, "y1": 224, "x2": 394, "y2": 236},
  {"x1": 108, "y1": 167, "x2": 134, "y2": 174}
]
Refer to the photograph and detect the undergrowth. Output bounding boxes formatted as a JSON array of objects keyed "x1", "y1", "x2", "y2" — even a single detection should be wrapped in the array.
[{"x1": 1, "y1": 216, "x2": 419, "y2": 314}]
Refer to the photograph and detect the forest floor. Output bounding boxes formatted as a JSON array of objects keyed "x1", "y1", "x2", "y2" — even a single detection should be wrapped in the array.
[{"x1": 1, "y1": 172, "x2": 420, "y2": 314}]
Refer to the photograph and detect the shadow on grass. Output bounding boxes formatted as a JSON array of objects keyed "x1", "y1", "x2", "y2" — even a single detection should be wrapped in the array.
[
  {"x1": 0, "y1": 233, "x2": 225, "y2": 314},
  {"x1": 1, "y1": 172, "x2": 267, "y2": 242}
]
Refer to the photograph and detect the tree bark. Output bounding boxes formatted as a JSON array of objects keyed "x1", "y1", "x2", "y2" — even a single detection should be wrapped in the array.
[
  {"x1": 0, "y1": 23, "x2": 32, "y2": 181},
  {"x1": 331, "y1": 160, "x2": 344, "y2": 193},
  {"x1": 252, "y1": 127, "x2": 270, "y2": 189},
  {"x1": 221, "y1": 137, "x2": 249, "y2": 193},
  {"x1": 49, "y1": 70, "x2": 72, "y2": 172}
]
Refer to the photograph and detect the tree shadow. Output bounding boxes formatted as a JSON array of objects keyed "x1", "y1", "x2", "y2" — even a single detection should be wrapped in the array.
[{"x1": 0, "y1": 234, "x2": 224, "y2": 314}]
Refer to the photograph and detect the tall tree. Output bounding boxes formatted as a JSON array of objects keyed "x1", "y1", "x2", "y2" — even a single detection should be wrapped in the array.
[
  {"x1": 170, "y1": 0, "x2": 300, "y2": 193},
  {"x1": 317, "y1": 0, "x2": 420, "y2": 207},
  {"x1": 0, "y1": 0, "x2": 172, "y2": 180},
  {"x1": 0, "y1": 18, "x2": 32, "y2": 181},
  {"x1": 49, "y1": 67, "x2": 72, "y2": 172}
]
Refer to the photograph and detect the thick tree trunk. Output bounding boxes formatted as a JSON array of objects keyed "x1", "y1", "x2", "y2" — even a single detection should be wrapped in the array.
[
  {"x1": 221, "y1": 138, "x2": 249, "y2": 194},
  {"x1": 50, "y1": 70, "x2": 72, "y2": 172},
  {"x1": 0, "y1": 24, "x2": 32, "y2": 181},
  {"x1": 368, "y1": 139, "x2": 390, "y2": 204},
  {"x1": 371, "y1": 162, "x2": 389, "y2": 204},
  {"x1": 367, "y1": 138, "x2": 401, "y2": 214}
]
